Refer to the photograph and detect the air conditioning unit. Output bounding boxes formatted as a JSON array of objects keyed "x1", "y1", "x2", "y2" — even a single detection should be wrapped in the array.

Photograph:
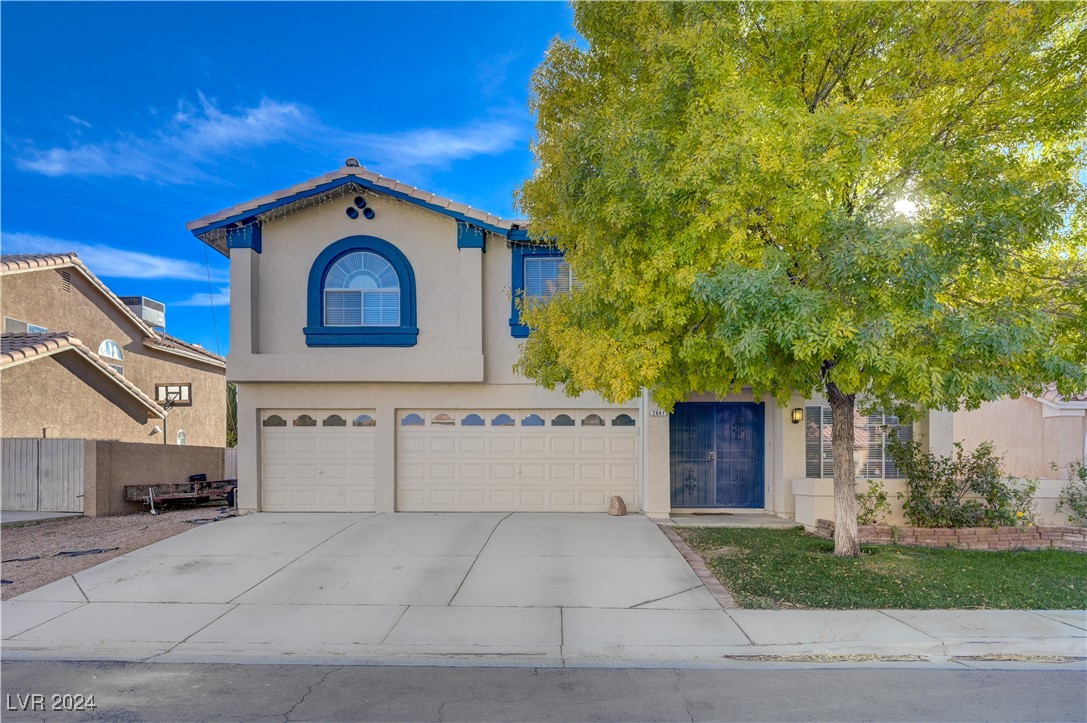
[{"x1": 119, "y1": 296, "x2": 166, "y2": 330}]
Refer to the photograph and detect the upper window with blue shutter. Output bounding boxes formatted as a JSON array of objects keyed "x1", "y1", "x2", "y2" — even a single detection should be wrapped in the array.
[
  {"x1": 305, "y1": 236, "x2": 418, "y2": 347},
  {"x1": 509, "y1": 244, "x2": 576, "y2": 337}
]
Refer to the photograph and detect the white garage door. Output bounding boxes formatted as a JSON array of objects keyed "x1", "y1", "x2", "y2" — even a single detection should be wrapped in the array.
[
  {"x1": 397, "y1": 409, "x2": 639, "y2": 512},
  {"x1": 260, "y1": 410, "x2": 377, "y2": 512}
]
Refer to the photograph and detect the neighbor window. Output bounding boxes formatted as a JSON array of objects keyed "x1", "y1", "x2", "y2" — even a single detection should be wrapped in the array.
[
  {"x1": 804, "y1": 406, "x2": 912, "y2": 479},
  {"x1": 155, "y1": 384, "x2": 192, "y2": 406},
  {"x1": 176, "y1": 429, "x2": 187, "y2": 445},
  {"x1": 98, "y1": 339, "x2": 124, "y2": 374}
]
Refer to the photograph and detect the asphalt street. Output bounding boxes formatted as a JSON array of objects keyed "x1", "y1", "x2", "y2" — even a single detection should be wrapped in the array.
[{"x1": 2, "y1": 661, "x2": 1085, "y2": 722}]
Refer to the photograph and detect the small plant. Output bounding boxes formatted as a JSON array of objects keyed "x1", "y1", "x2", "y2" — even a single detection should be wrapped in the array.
[
  {"x1": 1056, "y1": 459, "x2": 1087, "y2": 527},
  {"x1": 888, "y1": 439, "x2": 1036, "y2": 528},
  {"x1": 856, "y1": 479, "x2": 891, "y2": 526}
]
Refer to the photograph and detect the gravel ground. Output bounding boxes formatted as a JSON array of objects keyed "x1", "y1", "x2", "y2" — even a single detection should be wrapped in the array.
[{"x1": 1, "y1": 506, "x2": 240, "y2": 600}]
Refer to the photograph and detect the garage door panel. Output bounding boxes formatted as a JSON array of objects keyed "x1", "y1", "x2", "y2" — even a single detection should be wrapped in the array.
[
  {"x1": 461, "y1": 437, "x2": 486, "y2": 453},
  {"x1": 397, "y1": 410, "x2": 639, "y2": 512},
  {"x1": 579, "y1": 437, "x2": 606, "y2": 454},
  {"x1": 520, "y1": 437, "x2": 546, "y2": 454},
  {"x1": 550, "y1": 437, "x2": 576, "y2": 454},
  {"x1": 261, "y1": 410, "x2": 377, "y2": 512},
  {"x1": 489, "y1": 437, "x2": 516, "y2": 453}
]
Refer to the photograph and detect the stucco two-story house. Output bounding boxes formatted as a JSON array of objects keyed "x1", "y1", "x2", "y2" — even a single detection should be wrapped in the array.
[
  {"x1": 187, "y1": 161, "x2": 955, "y2": 523},
  {"x1": 0, "y1": 253, "x2": 226, "y2": 446}
]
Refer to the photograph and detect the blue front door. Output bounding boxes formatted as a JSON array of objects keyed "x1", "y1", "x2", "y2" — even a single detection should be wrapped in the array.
[{"x1": 669, "y1": 403, "x2": 764, "y2": 508}]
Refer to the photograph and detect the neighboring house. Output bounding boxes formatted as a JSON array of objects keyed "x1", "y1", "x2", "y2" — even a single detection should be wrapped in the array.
[
  {"x1": 955, "y1": 388, "x2": 1086, "y2": 523},
  {"x1": 186, "y1": 161, "x2": 954, "y2": 522},
  {"x1": 0, "y1": 253, "x2": 227, "y2": 447}
]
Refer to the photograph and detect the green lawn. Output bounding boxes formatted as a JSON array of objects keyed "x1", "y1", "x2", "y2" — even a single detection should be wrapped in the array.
[{"x1": 678, "y1": 527, "x2": 1087, "y2": 610}]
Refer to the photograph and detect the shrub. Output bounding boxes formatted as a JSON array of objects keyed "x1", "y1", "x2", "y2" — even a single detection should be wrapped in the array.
[
  {"x1": 855, "y1": 480, "x2": 891, "y2": 525},
  {"x1": 887, "y1": 439, "x2": 1036, "y2": 528},
  {"x1": 1056, "y1": 459, "x2": 1087, "y2": 527}
]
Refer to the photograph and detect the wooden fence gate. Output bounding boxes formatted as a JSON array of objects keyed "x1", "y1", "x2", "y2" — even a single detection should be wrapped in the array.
[{"x1": 1, "y1": 438, "x2": 84, "y2": 512}]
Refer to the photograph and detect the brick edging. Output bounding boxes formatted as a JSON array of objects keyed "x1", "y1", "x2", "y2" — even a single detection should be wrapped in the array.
[
  {"x1": 658, "y1": 525, "x2": 739, "y2": 609},
  {"x1": 816, "y1": 519, "x2": 1087, "y2": 553}
]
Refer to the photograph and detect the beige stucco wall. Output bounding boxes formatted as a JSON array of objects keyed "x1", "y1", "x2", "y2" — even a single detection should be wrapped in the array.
[
  {"x1": 1, "y1": 268, "x2": 226, "y2": 446},
  {"x1": 232, "y1": 191, "x2": 487, "y2": 382},
  {"x1": 1, "y1": 354, "x2": 159, "y2": 441},
  {"x1": 83, "y1": 440, "x2": 225, "y2": 516},
  {"x1": 955, "y1": 397, "x2": 1086, "y2": 480}
]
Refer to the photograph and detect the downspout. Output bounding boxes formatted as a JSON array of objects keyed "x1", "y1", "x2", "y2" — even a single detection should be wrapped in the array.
[{"x1": 639, "y1": 387, "x2": 649, "y2": 513}]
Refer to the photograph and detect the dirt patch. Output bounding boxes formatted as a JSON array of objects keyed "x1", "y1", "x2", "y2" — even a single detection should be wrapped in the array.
[
  {"x1": 1, "y1": 506, "x2": 240, "y2": 600},
  {"x1": 703, "y1": 545, "x2": 743, "y2": 558}
]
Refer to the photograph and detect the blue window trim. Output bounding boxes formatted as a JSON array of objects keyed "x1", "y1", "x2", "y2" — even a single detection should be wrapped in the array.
[
  {"x1": 509, "y1": 243, "x2": 563, "y2": 338},
  {"x1": 304, "y1": 235, "x2": 418, "y2": 347}
]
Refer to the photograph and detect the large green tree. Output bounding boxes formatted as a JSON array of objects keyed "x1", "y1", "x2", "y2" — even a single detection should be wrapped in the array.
[{"x1": 515, "y1": 2, "x2": 1087, "y2": 556}]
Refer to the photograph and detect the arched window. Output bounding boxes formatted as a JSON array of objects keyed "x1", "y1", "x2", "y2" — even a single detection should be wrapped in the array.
[
  {"x1": 323, "y1": 414, "x2": 347, "y2": 427},
  {"x1": 98, "y1": 339, "x2": 124, "y2": 374},
  {"x1": 176, "y1": 429, "x2": 187, "y2": 445},
  {"x1": 324, "y1": 251, "x2": 400, "y2": 326},
  {"x1": 582, "y1": 413, "x2": 605, "y2": 427},
  {"x1": 262, "y1": 414, "x2": 286, "y2": 427},
  {"x1": 612, "y1": 414, "x2": 636, "y2": 427},
  {"x1": 305, "y1": 236, "x2": 418, "y2": 347},
  {"x1": 293, "y1": 414, "x2": 317, "y2": 427},
  {"x1": 353, "y1": 414, "x2": 376, "y2": 427},
  {"x1": 521, "y1": 413, "x2": 545, "y2": 427},
  {"x1": 401, "y1": 413, "x2": 425, "y2": 426},
  {"x1": 551, "y1": 414, "x2": 575, "y2": 427},
  {"x1": 461, "y1": 413, "x2": 485, "y2": 426},
  {"x1": 491, "y1": 413, "x2": 515, "y2": 427}
]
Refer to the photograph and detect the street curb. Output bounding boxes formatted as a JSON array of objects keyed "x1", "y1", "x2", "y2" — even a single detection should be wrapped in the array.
[{"x1": 658, "y1": 525, "x2": 738, "y2": 609}]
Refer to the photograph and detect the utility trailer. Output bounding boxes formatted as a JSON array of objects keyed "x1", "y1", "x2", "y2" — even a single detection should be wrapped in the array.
[{"x1": 125, "y1": 477, "x2": 238, "y2": 511}]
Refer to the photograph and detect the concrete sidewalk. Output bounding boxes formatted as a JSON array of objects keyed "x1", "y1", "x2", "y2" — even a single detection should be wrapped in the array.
[{"x1": 1, "y1": 512, "x2": 1084, "y2": 668}]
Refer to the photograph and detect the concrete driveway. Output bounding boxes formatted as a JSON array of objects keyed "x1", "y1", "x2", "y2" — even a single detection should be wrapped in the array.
[
  {"x1": 3, "y1": 512, "x2": 746, "y2": 664},
  {"x1": 4, "y1": 512, "x2": 1083, "y2": 666}
]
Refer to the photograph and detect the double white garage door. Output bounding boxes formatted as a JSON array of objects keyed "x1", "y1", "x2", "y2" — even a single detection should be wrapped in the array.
[{"x1": 260, "y1": 409, "x2": 639, "y2": 512}]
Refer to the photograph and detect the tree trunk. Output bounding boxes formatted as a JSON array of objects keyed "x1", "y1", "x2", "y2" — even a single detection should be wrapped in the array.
[{"x1": 826, "y1": 381, "x2": 861, "y2": 557}]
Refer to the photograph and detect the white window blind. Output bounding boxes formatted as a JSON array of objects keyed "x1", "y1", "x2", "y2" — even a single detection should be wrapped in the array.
[
  {"x1": 323, "y1": 251, "x2": 400, "y2": 327},
  {"x1": 805, "y1": 406, "x2": 911, "y2": 479},
  {"x1": 524, "y1": 256, "x2": 574, "y2": 300}
]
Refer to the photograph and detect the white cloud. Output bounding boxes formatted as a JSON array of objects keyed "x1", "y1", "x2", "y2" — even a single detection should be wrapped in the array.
[
  {"x1": 14, "y1": 95, "x2": 526, "y2": 184},
  {"x1": 67, "y1": 115, "x2": 91, "y2": 128},
  {"x1": 172, "y1": 286, "x2": 230, "y2": 307},
  {"x1": 1, "y1": 232, "x2": 228, "y2": 283},
  {"x1": 17, "y1": 96, "x2": 314, "y2": 183},
  {"x1": 351, "y1": 119, "x2": 524, "y2": 175}
]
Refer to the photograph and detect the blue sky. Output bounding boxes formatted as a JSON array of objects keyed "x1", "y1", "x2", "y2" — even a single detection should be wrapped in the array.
[{"x1": 1, "y1": 1, "x2": 576, "y2": 355}]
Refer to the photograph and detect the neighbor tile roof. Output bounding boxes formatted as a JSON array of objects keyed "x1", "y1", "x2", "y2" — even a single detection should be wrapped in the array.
[
  {"x1": 186, "y1": 162, "x2": 529, "y2": 244},
  {"x1": 0, "y1": 253, "x2": 81, "y2": 273},
  {"x1": 0, "y1": 253, "x2": 225, "y2": 368},
  {"x1": 1, "y1": 332, "x2": 166, "y2": 417},
  {"x1": 148, "y1": 331, "x2": 226, "y2": 363},
  {"x1": 1038, "y1": 383, "x2": 1087, "y2": 405}
]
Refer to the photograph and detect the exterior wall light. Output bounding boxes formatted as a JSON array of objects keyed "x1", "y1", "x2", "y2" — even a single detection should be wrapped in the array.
[{"x1": 791, "y1": 408, "x2": 804, "y2": 424}]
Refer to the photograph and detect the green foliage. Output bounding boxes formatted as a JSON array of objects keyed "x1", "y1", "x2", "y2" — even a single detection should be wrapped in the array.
[
  {"x1": 855, "y1": 480, "x2": 891, "y2": 526},
  {"x1": 226, "y1": 382, "x2": 237, "y2": 448},
  {"x1": 516, "y1": 1, "x2": 1087, "y2": 415},
  {"x1": 680, "y1": 527, "x2": 1087, "y2": 609},
  {"x1": 889, "y1": 440, "x2": 1037, "y2": 528},
  {"x1": 1056, "y1": 459, "x2": 1087, "y2": 527}
]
